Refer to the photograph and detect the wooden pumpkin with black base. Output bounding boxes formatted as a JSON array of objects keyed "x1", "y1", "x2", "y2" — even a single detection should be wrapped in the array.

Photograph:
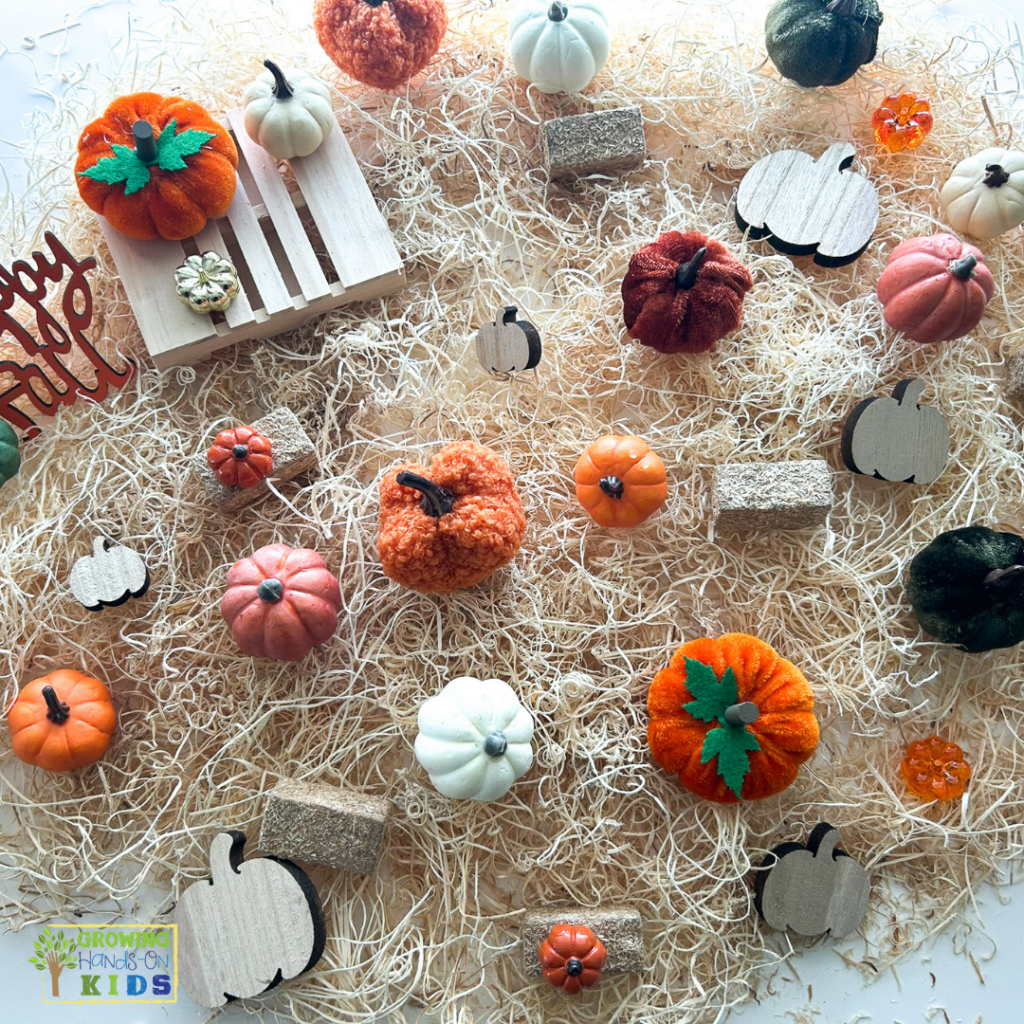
[
  {"x1": 475, "y1": 306, "x2": 542, "y2": 375},
  {"x1": 69, "y1": 537, "x2": 151, "y2": 611}
]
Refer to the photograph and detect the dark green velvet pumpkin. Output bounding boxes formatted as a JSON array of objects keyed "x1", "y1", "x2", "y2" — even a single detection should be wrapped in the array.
[
  {"x1": 0, "y1": 421, "x2": 19, "y2": 491},
  {"x1": 907, "y1": 526, "x2": 1024, "y2": 653},
  {"x1": 765, "y1": 0, "x2": 883, "y2": 88}
]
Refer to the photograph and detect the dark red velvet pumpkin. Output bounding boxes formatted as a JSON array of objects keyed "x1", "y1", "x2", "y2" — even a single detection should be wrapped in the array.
[{"x1": 621, "y1": 231, "x2": 753, "y2": 354}]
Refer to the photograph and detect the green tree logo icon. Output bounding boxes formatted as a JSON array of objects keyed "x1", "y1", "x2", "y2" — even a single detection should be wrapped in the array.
[{"x1": 28, "y1": 927, "x2": 77, "y2": 998}]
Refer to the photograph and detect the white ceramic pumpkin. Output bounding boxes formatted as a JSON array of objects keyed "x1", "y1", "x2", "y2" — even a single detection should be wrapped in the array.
[
  {"x1": 509, "y1": 0, "x2": 611, "y2": 95},
  {"x1": 242, "y1": 60, "x2": 335, "y2": 161},
  {"x1": 939, "y1": 147, "x2": 1024, "y2": 239},
  {"x1": 414, "y1": 676, "x2": 534, "y2": 802}
]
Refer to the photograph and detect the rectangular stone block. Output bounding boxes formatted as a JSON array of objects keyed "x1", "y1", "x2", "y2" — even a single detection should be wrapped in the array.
[
  {"x1": 521, "y1": 905, "x2": 645, "y2": 975},
  {"x1": 193, "y1": 406, "x2": 316, "y2": 512},
  {"x1": 714, "y1": 460, "x2": 833, "y2": 531},
  {"x1": 259, "y1": 779, "x2": 389, "y2": 873},
  {"x1": 1006, "y1": 351, "x2": 1024, "y2": 402},
  {"x1": 541, "y1": 106, "x2": 646, "y2": 179}
]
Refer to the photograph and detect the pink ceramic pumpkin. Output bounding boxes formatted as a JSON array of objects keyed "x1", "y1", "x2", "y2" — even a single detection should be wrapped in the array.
[
  {"x1": 221, "y1": 543, "x2": 342, "y2": 661},
  {"x1": 877, "y1": 233, "x2": 994, "y2": 344}
]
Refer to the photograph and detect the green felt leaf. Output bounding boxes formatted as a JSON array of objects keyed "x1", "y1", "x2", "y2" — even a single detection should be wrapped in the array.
[
  {"x1": 700, "y1": 724, "x2": 761, "y2": 799},
  {"x1": 155, "y1": 118, "x2": 216, "y2": 172},
  {"x1": 78, "y1": 145, "x2": 151, "y2": 195},
  {"x1": 682, "y1": 658, "x2": 738, "y2": 722}
]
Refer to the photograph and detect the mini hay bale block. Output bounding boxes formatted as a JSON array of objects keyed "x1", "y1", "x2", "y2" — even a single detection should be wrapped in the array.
[
  {"x1": 259, "y1": 779, "x2": 389, "y2": 873},
  {"x1": 713, "y1": 460, "x2": 833, "y2": 531},
  {"x1": 521, "y1": 906, "x2": 645, "y2": 975},
  {"x1": 194, "y1": 407, "x2": 316, "y2": 511},
  {"x1": 541, "y1": 106, "x2": 646, "y2": 180},
  {"x1": 1006, "y1": 351, "x2": 1024, "y2": 403}
]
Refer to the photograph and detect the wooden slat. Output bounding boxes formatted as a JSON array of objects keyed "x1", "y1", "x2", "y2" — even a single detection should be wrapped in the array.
[
  {"x1": 289, "y1": 124, "x2": 402, "y2": 290},
  {"x1": 227, "y1": 110, "x2": 331, "y2": 303},
  {"x1": 223, "y1": 174, "x2": 292, "y2": 316},
  {"x1": 193, "y1": 220, "x2": 255, "y2": 329}
]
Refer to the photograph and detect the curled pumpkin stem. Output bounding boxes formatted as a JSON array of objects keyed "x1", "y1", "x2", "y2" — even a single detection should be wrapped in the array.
[
  {"x1": 948, "y1": 253, "x2": 977, "y2": 280},
  {"x1": 983, "y1": 564, "x2": 1024, "y2": 589},
  {"x1": 984, "y1": 163, "x2": 1010, "y2": 187},
  {"x1": 396, "y1": 471, "x2": 456, "y2": 517},
  {"x1": 263, "y1": 59, "x2": 294, "y2": 100},
  {"x1": 41, "y1": 685, "x2": 71, "y2": 725},
  {"x1": 674, "y1": 247, "x2": 708, "y2": 290},
  {"x1": 598, "y1": 475, "x2": 625, "y2": 499}
]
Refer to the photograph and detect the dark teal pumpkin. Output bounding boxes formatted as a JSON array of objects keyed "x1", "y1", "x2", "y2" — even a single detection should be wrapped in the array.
[
  {"x1": 765, "y1": 0, "x2": 883, "y2": 88},
  {"x1": 0, "y1": 421, "x2": 19, "y2": 490},
  {"x1": 907, "y1": 526, "x2": 1024, "y2": 653}
]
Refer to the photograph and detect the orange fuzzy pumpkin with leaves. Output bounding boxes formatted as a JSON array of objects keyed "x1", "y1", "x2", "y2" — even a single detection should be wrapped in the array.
[
  {"x1": 75, "y1": 92, "x2": 238, "y2": 240},
  {"x1": 574, "y1": 435, "x2": 668, "y2": 528},
  {"x1": 647, "y1": 633, "x2": 819, "y2": 803}
]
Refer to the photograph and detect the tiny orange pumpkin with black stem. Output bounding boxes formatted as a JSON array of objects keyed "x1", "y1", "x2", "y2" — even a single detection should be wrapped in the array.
[
  {"x1": 207, "y1": 425, "x2": 273, "y2": 489},
  {"x1": 574, "y1": 435, "x2": 667, "y2": 528},
  {"x1": 538, "y1": 924, "x2": 606, "y2": 995}
]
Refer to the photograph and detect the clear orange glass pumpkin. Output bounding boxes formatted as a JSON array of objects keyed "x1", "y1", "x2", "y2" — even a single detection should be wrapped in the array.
[{"x1": 873, "y1": 93, "x2": 933, "y2": 152}]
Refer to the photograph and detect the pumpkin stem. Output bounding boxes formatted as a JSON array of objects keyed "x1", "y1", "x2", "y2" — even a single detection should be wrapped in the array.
[
  {"x1": 548, "y1": 0, "x2": 569, "y2": 21},
  {"x1": 983, "y1": 564, "x2": 1024, "y2": 589},
  {"x1": 674, "y1": 247, "x2": 708, "y2": 290},
  {"x1": 723, "y1": 701, "x2": 760, "y2": 726},
  {"x1": 983, "y1": 163, "x2": 1010, "y2": 188},
  {"x1": 41, "y1": 685, "x2": 71, "y2": 725},
  {"x1": 232, "y1": 443, "x2": 250, "y2": 459},
  {"x1": 263, "y1": 59, "x2": 294, "y2": 100},
  {"x1": 257, "y1": 578, "x2": 284, "y2": 603},
  {"x1": 948, "y1": 253, "x2": 977, "y2": 280},
  {"x1": 132, "y1": 121, "x2": 158, "y2": 164},
  {"x1": 484, "y1": 731, "x2": 508, "y2": 757},
  {"x1": 598, "y1": 476, "x2": 625, "y2": 499},
  {"x1": 362, "y1": 0, "x2": 387, "y2": 6},
  {"x1": 825, "y1": 0, "x2": 857, "y2": 15},
  {"x1": 565, "y1": 957, "x2": 584, "y2": 977},
  {"x1": 396, "y1": 471, "x2": 456, "y2": 518}
]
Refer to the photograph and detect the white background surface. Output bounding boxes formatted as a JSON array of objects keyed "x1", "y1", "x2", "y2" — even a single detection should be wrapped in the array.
[{"x1": 1, "y1": 1, "x2": 1023, "y2": 1021}]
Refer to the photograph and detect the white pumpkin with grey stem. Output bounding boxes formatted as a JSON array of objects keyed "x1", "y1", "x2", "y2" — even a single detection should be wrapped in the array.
[{"x1": 510, "y1": 0, "x2": 611, "y2": 94}]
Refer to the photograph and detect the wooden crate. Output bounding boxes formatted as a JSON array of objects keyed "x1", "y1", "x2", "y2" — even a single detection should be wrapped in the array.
[{"x1": 100, "y1": 110, "x2": 404, "y2": 369}]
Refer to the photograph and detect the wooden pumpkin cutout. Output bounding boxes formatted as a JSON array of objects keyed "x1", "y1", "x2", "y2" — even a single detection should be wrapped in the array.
[
  {"x1": 68, "y1": 537, "x2": 150, "y2": 611},
  {"x1": 754, "y1": 823, "x2": 869, "y2": 938},
  {"x1": 840, "y1": 380, "x2": 949, "y2": 485},
  {"x1": 174, "y1": 831, "x2": 325, "y2": 1007},
  {"x1": 475, "y1": 305, "x2": 542, "y2": 375},
  {"x1": 735, "y1": 143, "x2": 879, "y2": 266}
]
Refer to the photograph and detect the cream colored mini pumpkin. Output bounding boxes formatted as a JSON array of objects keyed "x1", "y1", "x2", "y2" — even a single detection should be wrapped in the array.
[
  {"x1": 242, "y1": 60, "x2": 335, "y2": 161},
  {"x1": 414, "y1": 676, "x2": 534, "y2": 801},
  {"x1": 510, "y1": 0, "x2": 610, "y2": 94},
  {"x1": 174, "y1": 251, "x2": 240, "y2": 313},
  {"x1": 939, "y1": 147, "x2": 1024, "y2": 239}
]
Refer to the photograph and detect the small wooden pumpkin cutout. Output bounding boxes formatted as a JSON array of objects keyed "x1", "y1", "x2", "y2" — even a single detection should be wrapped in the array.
[
  {"x1": 840, "y1": 380, "x2": 949, "y2": 485},
  {"x1": 735, "y1": 143, "x2": 879, "y2": 266},
  {"x1": 754, "y1": 823, "x2": 870, "y2": 938},
  {"x1": 174, "y1": 831, "x2": 326, "y2": 1007},
  {"x1": 475, "y1": 306, "x2": 542, "y2": 375},
  {"x1": 69, "y1": 537, "x2": 150, "y2": 611},
  {"x1": 538, "y1": 923, "x2": 607, "y2": 994}
]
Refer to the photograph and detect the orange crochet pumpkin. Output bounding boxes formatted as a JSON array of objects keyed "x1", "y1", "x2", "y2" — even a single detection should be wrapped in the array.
[
  {"x1": 900, "y1": 735, "x2": 972, "y2": 802},
  {"x1": 314, "y1": 0, "x2": 448, "y2": 91},
  {"x1": 75, "y1": 92, "x2": 238, "y2": 240},
  {"x1": 647, "y1": 633, "x2": 819, "y2": 803},
  {"x1": 574, "y1": 435, "x2": 668, "y2": 528},
  {"x1": 538, "y1": 924, "x2": 607, "y2": 995},
  {"x1": 207, "y1": 425, "x2": 273, "y2": 489},
  {"x1": 378, "y1": 441, "x2": 527, "y2": 594},
  {"x1": 6, "y1": 670, "x2": 116, "y2": 773}
]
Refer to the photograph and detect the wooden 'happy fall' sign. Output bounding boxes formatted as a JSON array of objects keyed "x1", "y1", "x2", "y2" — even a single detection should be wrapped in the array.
[{"x1": 0, "y1": 231, "x2": 133, "y2": 439}]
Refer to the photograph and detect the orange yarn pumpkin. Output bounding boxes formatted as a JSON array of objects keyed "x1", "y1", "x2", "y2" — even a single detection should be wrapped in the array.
[
  {"x1": 574, "y1": 435, "x2": 668, "y2": 528},
  {"x1": 900, "y1": 735, "x2": 971, "y2": 802},
  {"x1": 207, "y1": 425, "x2": 273, "y2": 489},
  {"x1": 314, "y1": 0, "x2": 448, "y2": 91},
  {"x1": 647, "y1": 633, "x2": 819, "y2": 803},
  {"x1": 75, "y1": 92, "x2": 238, "y2": 241},
  {"x1": 7, "y1": 670, "x2": 116, "y2": 773},
  {"x1": 538, "y1": 924, "x2": 606, "y2": 995}
]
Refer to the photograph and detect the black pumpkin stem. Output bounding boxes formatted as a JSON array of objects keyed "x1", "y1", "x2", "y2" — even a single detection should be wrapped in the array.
[
  {"x1": 363, "y1": 0, "x2": 387, "y2": 6},
  {"x1": 826, "y1": 0, "x2": 857, "y2": 15},
  {"x1": 674, "y1": 247, "x2": 708, "y2": 290},
  {"x1": 42, "y1": 685, "x2": 71, "y2": 725},
  {"x1": 132, "y1": 121, "x2": 158, "y2": 164},
  {"x1": 258, "y1": 578, "x2": 285, "y2": 603},
  {"x1": 263, "y1": 59, "x2": 294, "y2": 100},
  {"x1": 548, "y1": 0, "x2": 568, "y2": 21},
  {"x1": 565, "y1": 957, "x2": 584, "y2": 977},
  {"x1": 948, "y1": 253, "x2": 977, "y2": 280},
  {"x1": 983, "y1": 164, "x2": 1010, "y2": 188},
  {"x1": 983, "y1": 564, "x2": 1024, "y2": 589},
  {"x1": 723, "y1": 701, "x2": 760, "y2": 726},
  {"x1": 598, "y1": 476, "x2": 625, "y2": 499},
  {"x1": 396, "y1": 471, "x2": 456, "y2": 518},
  {"x1": 232, "y1": 443, "x2": 249, "y2": 459}
]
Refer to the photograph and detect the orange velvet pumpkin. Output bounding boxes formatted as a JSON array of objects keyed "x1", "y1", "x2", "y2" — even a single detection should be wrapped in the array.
[
  {"x1": 574, "y1": 435, "x2": 668, "y2": 528},
  {"x1": 6, "y1": 670, "x2": 116, "y2": 773},
  {"x1": 207, "y1": 425, "x2": 273, "y2": 489},
  {"x1": 75, "y1": 92, "x2": 238, "y2": 241},
  {"x1": 221, "y1": 544, "x2": 342, "y2": 661},
  {"x1": 538, "y1": 924, "x2": 607, "y2": 995},
  {"x1": 647, "y1": 633, "x2": 819, "y2": 803}
]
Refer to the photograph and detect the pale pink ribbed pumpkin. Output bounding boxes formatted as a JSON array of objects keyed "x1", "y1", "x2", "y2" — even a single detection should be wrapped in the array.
[
  {"x1": 221, "y1": 543, "x2": 341, "y2": 661},
  {"x1": 877, "y1": 233, "x2": 994, "y2": 344}
]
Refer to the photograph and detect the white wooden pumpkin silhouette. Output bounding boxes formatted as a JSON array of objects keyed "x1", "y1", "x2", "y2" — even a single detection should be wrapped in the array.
[
  {"x1": 475, "y1": 305, "x2": 543, "y2": 376},
  {"x1": 174, "y1": 831, "x2": 325, "y2": 1007},
  {"x1": 68, "y1": 537, "x2": 150, "y2": 611}
]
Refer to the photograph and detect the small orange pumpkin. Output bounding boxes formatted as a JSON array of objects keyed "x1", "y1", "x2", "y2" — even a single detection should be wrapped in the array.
[
  {"x1": 75, "y1": 92, "x2": 238, "y2": 241},
  {"x1": 6, "y1": 670, "x2": 116, "y2": 773},
  {"x1": 207, "y1": 425, "x2": 273, "y2": 489},
  {"x1": 538, "y1": 924, "x2": 606, "y2": 995},
  {"x1": 900, "y1": 735, "x2": 971, "y2": 802},
  {"x1": 647, "y1": 633, "x2": 819, "y2": 803},
  {"x1": 574, "y1": 435, "x2": 668, "y2": 528}
]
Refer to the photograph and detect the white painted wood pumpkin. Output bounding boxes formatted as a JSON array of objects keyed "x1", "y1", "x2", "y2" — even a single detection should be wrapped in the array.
[
  {"x1": 68, "y1": 537, "x2": 150, "y2": 611},
  {"x1": 414, "y1": 676, "x2": 534, "y2": 801},
  {"x1": 939, "y1": 147, "x2": 1024, "y2": 239},
  {"x1": 509, "y1": 0, "x2": 611, "y2": 94},
  {"x1": 242, "y1": 60, "x2": 336, "y2": 161}
]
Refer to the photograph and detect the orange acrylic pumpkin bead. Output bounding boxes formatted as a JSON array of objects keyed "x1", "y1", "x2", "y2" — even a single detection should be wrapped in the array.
[
  {"x1": 538, "y1": 924, "x2": 607, "y2": 995},
  {"x1": 900, "y1": 735, "x2": 971, "y2": 802},
  {"x1": 872, "y1": 92, "x2": 933, "y2": 152},
  {"x1": 207, "y1": 425, "x2": 273, "y2": 489}
]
